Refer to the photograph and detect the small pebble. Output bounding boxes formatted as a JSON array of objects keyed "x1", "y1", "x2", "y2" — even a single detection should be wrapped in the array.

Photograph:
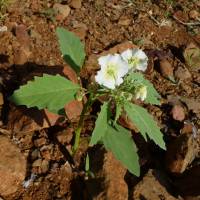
[
  {"x1": 159, "y1": 59, "x2": 174, "y2": 81},
  {"x1": 171, "y1": 104, "x2": 185, "y2": 122},
  {"x1": 53, "y1": 3, "x2": 71, "y2": 20},
  {"x1": 180, "y1": 83, "x2": 192, "y2": 95},
  {"x1": 31, "y1": 149, "x2": 40, "y2": 161},
  {"x1": 40, "y1": 145, "x2": 52, "y2": 160},
  {"x1": 118, "y1": 16, "x2": 132, "y2": 26},
  {"x1": 0, "y1": 26, "x2": 7, "y2": 32},
  {"x1": 41, "y1": 160, "x2": 49, "y2": 174},
  {"x1": 70, "y1": 0, "x2": 82, "y2": 9},
  {"x1": 34, "y1": 137, "x2": 47, "y2": 147},
  {"x1": 32, "y1": 159, "x2": 49, "y2": 174},
  {"x1": 175, "y1": 67, "x2": 191, "y2": 80},
  {"x1": 189, "y1": 10, "x2": 199, "y2": 20}
]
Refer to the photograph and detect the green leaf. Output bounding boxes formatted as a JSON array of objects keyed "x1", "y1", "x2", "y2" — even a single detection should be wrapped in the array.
[
  {"x1": 85, "y1": 153, "x2": 90, "y2": 172},
  {"x1": 127, "y1": 72, "x2": 161, "y2": 105},
  {"x1": 114, "y1": 103, "x2": 122, "y2": 123},
  {"x1": 10, "y1": 74, "x2": 80, "y2": 114},
  {"x1": 124, "y1": 102, "x2": 166, "y2": 150},
  {"x1": 90, "y1": 102, "x2": 110, "y2": 145},
  {"x1": 102, "y1": 123, "x2": 140, "y2": 176},
  {"x1": 56, "y1": 27, "x2": 86, "y2": 73}
]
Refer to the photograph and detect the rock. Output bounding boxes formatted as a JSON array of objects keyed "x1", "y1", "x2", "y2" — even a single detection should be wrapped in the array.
[
  {"x1": 180, "y1": 97, "x2": 200, "y2": 114},
  {"x1": 30, "y1": 29, "x2": 42, "y2": 39},
  {"x1": 34, "y1": 137, "x2": 47, "y2": 147},
  {"x1": 40, "y1": 145, "x2": 53, "y2": 160},
  {"x1": 0, "y1": 26, "x2": 7, "y2": 32},
  {"x1": 159, "y1": 58, "x2": 174, "y2": 81},
  {"x1": 7, "y1": 106, "x2": 62, "y2": 134},
  {"x1": 0, "y1": 135, "x2": 26, "y2": 196},
  {"x1": 184, "y1": 43, "x2": 200, "y2": 71},
  {"x1": 70, "y1": 0, "x2": 82, "y2": 9},
  {"x1": 174, "y1": 66, "x2": 191, "y2": 80},
  {"x1": 32, "y1": 158, "x2": 42, "y2": 167},
  {"x1": 171, "y1": 104, "x2": 185, "y2": 122},
  {"x1": 86, "y1": 151, "x2": 128, "y2": 200},
  {"x1": 31, "y1": 149, "x2": 40, "y2": 161},
  {"x1": 65, "y1": 100, "x2": 83, "y2": 121},
  {"x1": 14, "y1": 24, "x2": 31, "y2": 65},
  {"x1": 62, "y1": 64, "x2": 79, "y2": 83},
  {"x1": 44, "y1": 109, "x2": 63, "y2": 126},
  {"x1": 103, "y1": 152, "x2": 128, "y2": 200},
  {"x1": 40, "y1": 160, "x2": 49, "y2": 174},
  {"x1": 53, "y1": 3, "x2": 71, "y2": 20},
  {"x1": 132, "y1": 170, "x2": 177, "y2": 200},
  {"x1": 56, "y1": 127, "x2": 74, "y2": 145},
  {"x1": 180, "y1": 82, "x2": 192, "y2": 95},
  {"x1": 118, "y1": 113, "x2": 139, "y2": 133},
  {"x1": 52, "y1": 162, "x2": 72, "y2": 197},
  {"x1": 167, "y1": 95, "x2": 200, "y2": 115},
  {"x1": 165, "y1": 132, "x2": 199, "y2": 174},
  {"x1": 118, "y1": 16, "x2": 132, "y2": 26},
  {"x1": 181, "y1": 123, "x2": 194, "y2": 135},
  {"x1": 15, "y1": 25, "x2": 30, "y2": 48},
  {"x1": 32, "y1": 159, "x2": 49, "y2": 174},
  {"x1": 13, "y1": 48, "x2": 29, "y2": 65},
  {"x1": 72, "y1": 27, "x2": 87, "y2": 40},
  {"x1": 189, "y1": 10, "x2": 199, "y2": 20}
]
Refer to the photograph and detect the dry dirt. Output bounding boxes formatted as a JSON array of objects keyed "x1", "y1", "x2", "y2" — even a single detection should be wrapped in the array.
[{"x1": 0, "y1": 0, "x2": 200, "y2": 199}]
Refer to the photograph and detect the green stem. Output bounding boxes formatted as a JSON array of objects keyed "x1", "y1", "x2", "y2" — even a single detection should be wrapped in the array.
[{"x1": 72, "y1": 94, "x2": 93, "y2": 154}]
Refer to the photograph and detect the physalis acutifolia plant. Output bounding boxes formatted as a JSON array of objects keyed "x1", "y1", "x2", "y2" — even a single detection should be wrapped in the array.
[{"x1": 10, "y1": 28, "x2": 165, "y2": 176}]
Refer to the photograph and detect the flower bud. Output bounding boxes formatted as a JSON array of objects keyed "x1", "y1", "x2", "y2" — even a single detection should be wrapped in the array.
[
  {"x1": 135, "y1": 85, "x2": 147, "y2": 101},
  {"x1": 75, "y1": 90, "x2": 84, "y2": 101}
]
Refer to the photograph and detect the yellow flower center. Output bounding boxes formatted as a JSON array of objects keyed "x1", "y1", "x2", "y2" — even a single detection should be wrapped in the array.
[
  {"x1": 128, "y1": 57, "x2": 140, "y2": 68},
  {"x1": 105, "y1": 64, "x2": 117, "y2": 80}
]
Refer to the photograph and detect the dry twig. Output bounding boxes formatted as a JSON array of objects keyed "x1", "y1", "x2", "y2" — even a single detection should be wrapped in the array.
[{"x1": 173, "y1": 15, "x2": 200, "y2": 26}]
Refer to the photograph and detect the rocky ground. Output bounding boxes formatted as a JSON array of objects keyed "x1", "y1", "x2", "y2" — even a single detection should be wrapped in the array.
[{"x1": 0, "y1": 0, "x2": 200, "y2": 199}]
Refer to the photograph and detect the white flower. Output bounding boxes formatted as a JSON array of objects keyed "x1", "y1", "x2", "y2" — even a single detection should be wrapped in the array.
[
  {"x1": 121, "y1": 49, "x2": 148, "y2": 71},
  {"x1": 95, "y1": 54, "x2": 129, "y2": 89},
  {"x1": 135, "y1": 85, "x2": 147, "y2": 101}
]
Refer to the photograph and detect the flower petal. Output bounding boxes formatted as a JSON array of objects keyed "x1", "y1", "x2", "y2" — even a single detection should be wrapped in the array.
[
  {"x1": 115, "y1": 77, "x2": 124, "y2": 86},
  {"x1": 104, "y1": 79, "x2": 116, "y2": 89},
  {"x1": 136, "y1": 61, "x2": 148, "y2": 71},
  {"x1": 121, "y1": 48, "x2": 148, "y2": 72},
  {"x1": 96, "y1": 53, "x2": 130, "y2": 89},
  {"x1": 98, "y1": 55, "x2": 112, "y2": 68},
  {"x1": 121, "y1": 49, "x2": 133, "y2": 61},
  {"x1": 95, "y1": 71, "x2": 104, "y2": 84},
  {"x1": 134, "y1": 49, "x2": 148, "y2": 60},
  {"x1": 118, "y1": 63, "x2": 129, "y2": 76}
]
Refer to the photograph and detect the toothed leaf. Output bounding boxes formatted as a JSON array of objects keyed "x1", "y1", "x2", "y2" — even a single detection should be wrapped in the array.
[
  {"x1": 102, "y1": 123, "x2": 140, "y2": 176},
  {"x1": 90, "y1": 102, "x2": 110, "y2": 145},
  {"x1": 124, "y1": 102, "x2": 165, "y2": 150},
  {"x1": 10, "y1": 74, "x2": 80, "y2": 114},
  {"x1": 114, "y1": 103, "x2": 122, "y2": 123},
  {"x1": 56, "y1": 27, "x2": 86, "y2": 73}
]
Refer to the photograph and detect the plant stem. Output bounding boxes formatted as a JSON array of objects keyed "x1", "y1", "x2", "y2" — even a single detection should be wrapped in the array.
[{"x1": 72, "y1": 94, "x2": 93, "y2": 154}]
